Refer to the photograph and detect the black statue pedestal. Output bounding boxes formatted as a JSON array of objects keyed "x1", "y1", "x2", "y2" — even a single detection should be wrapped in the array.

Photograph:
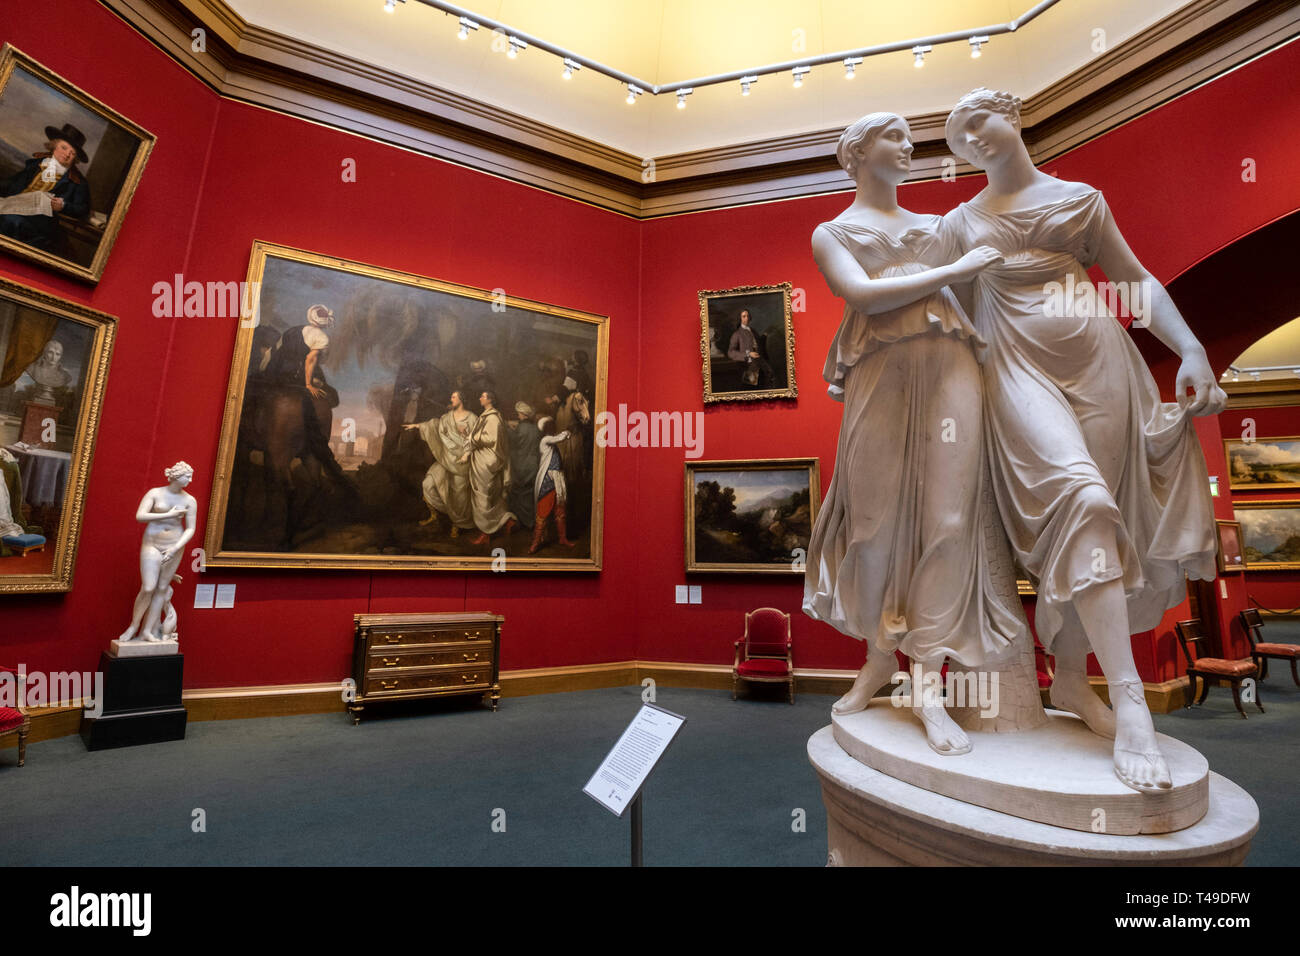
[{"x1": 80, "y1": 651, "x2": 188, "y2": 751}]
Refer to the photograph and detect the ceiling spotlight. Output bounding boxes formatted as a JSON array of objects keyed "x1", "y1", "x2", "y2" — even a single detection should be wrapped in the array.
[
  {"x1": 969, "y1": 35, "x2": 988, "y2": 58},
  {"x1": 676, "y1": 88, "x2": 692, "y2": 109},
  {"x1": 912, "y1": 45, "x2": 932, "y2": 68},
  {"x1": 1251, "y1": 370, "x2": 1262, "y2": 381},
  {"x1": 561, "y1": 58, "x2": 581, "y2": 80},
  {"x1": 457, "y1": 16, "x2": 478, "y2": 39},
  {"x1": 384, "y1": 0, "x2": 403, "y2": 12},
  {"x1": 626, "y1": 84, "x2": 643, "y2": 105},
  {"x1": 843, "y1": 56, "x2": 862, "y2": 79},
  {"x1": 740, "y1": 75, "x2": 757, "y2": 97},
  {"x1": 506, "y1": 37, "x2": 526, "y2": 59},
  {"x1": 792, "y1": 66, "x2": 810, "y2": 88},
  {"x1": 1232, "y1": 371, "x2": 1240, "y2": 382}
]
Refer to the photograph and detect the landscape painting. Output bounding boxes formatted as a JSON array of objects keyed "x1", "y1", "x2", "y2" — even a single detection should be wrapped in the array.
[
  {"x1": 685, "y1": 458, "x2": 818, "y2": 573},
  {"x1": 205, "y1": 242, "x2": 607, "y2": 571},
  {"x1": 1225, "y1": 437, "x2": 1300, "y2": 491},
  {"x1": 1234, "y1": 501, "x2": 1300, "y2": 571}
]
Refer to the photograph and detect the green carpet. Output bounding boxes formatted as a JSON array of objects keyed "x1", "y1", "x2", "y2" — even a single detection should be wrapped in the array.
[{"x1": 2, "y1": 626, "x2": 1296, "y2": 866}]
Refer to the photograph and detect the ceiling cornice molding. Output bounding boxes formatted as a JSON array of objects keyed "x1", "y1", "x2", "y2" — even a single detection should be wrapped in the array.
[{"x1": 97, "y1": 0, "x2": 1300, "y2": 218}]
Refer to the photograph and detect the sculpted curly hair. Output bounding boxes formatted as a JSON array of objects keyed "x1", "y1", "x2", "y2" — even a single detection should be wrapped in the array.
[
  {"x1": 945, "y1": 88, "x2": 1022, "y2": 164},
  {"x1": 164, "y1": 461, "x2": 194, "y2": 482},
  {"x1": 836, "y1": 112, "x2": 907, "y2": 177}
]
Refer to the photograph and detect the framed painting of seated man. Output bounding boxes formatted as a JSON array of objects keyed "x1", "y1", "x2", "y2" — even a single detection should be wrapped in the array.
[
  {"x1": 205, "y1": 242, "x2": 608, "y2": 571},
  {"x1": 699, "y1": 283, "x2": 796, "y2": 403},
  {"x1": 0, "y1": 45, "x2": 155, "y2": 283},
  {"x1": 0, "y1": 276, "x2": 116, "y2": 593}
]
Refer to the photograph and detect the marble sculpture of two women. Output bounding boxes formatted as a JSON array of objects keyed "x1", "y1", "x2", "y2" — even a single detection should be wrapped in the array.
[{"x1": 802, "y1": 89, "x2": 1224, "y2": 794}]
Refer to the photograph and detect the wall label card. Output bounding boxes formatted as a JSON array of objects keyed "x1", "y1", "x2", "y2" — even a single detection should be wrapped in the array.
[
  {"x1": 193, "y1": 583, "x2": 215, "y2": 609},
  {"x1": 214, "y1": 583, "x2": 236, "y2": 608},
  {"x1": 583, "y1": 704, "x2": 686, "y2": 817}
]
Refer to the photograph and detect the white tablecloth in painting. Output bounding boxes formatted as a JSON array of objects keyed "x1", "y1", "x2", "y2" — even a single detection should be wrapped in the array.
[{"x1": 5, "y1": 445, "x2": 71, "y2": 508}]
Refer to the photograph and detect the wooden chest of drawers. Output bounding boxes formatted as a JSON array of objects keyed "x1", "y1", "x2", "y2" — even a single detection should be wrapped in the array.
[{"x1": 349, "y1": 612, "x2": 503, "y2": 723}]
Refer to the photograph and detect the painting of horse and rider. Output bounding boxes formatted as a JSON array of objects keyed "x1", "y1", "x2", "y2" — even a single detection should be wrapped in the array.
[{"x1": 205, "y1": 242, "x2": 607, "y2": 571}]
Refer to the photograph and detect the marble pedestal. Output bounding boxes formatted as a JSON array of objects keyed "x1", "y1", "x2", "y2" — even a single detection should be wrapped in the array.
[
  {"x1": 110, "y1": 638, "x2": 179, "y2": 658},
  {"x1": 808, "y1": 726, "x2": 1258, "y2": 866}
]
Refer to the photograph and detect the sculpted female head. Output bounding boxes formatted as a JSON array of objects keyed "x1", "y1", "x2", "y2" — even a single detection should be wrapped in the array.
[
  {"x1": 945, "y1": 88, "x2": 1023, "y2": 168},
  {"x1": 837, "y1": 112, "x2": 912, "y2": 183},
  {"x1": 164, "y1": 461, "x2": 194, "y2": 486}
]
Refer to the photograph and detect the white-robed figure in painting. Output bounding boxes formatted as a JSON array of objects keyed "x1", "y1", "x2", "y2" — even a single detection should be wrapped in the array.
[
  {"x1": 802, "y1": 112, "x2": 1027, "y2": 755},
  {"x1": 461, "y1": 390, "x2": 516, "y2": 544},
  {"x1": 404, "y1": 389, "x2": 478, "y2": 535},
  {"x1": 942, "y1": 88, "x2": 1222, "y2": 791}
]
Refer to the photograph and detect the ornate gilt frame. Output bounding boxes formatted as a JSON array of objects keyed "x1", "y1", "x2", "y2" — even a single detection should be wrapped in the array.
[
  {"x1": 1223, "y1": 434, "x2": 1300, "y2": 492},
  {"x1": 684, "y1": 457, "x2": 819, "y2": 574},
  {"x1": 204, "y1": 241, "x2": 608, "y2": 572},
  {"x1": 698, "y1": 282, "x2": 796, "y2": 403},
  {"x1": 0, "y1": 45, "x2": 156, "y2": 284},
  {"x1": 1233, "y1": 499, "x2": 1300, "y2": 571},
  {"x1": 1215, "y1": 518, "x2": 1245, "y2": 574},
  {"x1": 0, "y1": 276, "x2": 116, "y2": 593}
]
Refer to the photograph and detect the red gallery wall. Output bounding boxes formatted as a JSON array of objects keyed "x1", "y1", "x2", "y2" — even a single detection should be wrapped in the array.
[{"x1": 2, "y1": 3, "x2": 1298, "y2": 690}]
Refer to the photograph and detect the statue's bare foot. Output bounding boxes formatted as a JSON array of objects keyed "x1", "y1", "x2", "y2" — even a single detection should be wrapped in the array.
[
  {"x1": 832, "y1": 654, "x2": 896, "y2": 715},
  {"x1": 1049, "y1": 671, "x2": 1116, "y2": 739},
  {"x1": 1109, "y1": 678, "x2": 1172, "y2": 791},
  {"x1": 117, "y1": 628, "x2": 136, "y2": 642},
  {"x1": 912, "y1": 702, "x2": 972, "y2": 756}
]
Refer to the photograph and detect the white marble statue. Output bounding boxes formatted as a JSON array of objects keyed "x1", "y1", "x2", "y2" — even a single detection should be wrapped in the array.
[
  {"x1": 939, "y1": 88, "x2": 1223, "y2": 792},
  {"x1": 802, "y1": 112, "x2": 1027, "y2": 756},
  {"x1": 118, "y1": 462, "x2": 198, "y2": 645}
]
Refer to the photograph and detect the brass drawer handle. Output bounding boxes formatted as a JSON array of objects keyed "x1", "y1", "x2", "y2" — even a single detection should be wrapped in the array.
[
  {"x1": 461, "y1": 674, "x2": 477, "y2": 683},
  {"x1": 381, "y1": 657, "x2": 400, "y2": 667},
  {"x1": 463, "y1": 630, "x2": 481, "y2": 640},
  {"x1": 381, "y1": 633, "x2": 403, "y2": 644},
  {"x1": 462, "y1": 653, "x2": 480, "y2": 662},
  {"x1": 380, "y1": 679, "x2": 399, "y2": 690}
]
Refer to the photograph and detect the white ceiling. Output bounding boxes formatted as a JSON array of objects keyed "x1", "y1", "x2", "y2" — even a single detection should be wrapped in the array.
[
  {"x1": 1230, "y1": 317, "x2": 1300, "y2": 379},
  {"x1": 226, "y1": 0, "x2": 1195, "y2": 156}
]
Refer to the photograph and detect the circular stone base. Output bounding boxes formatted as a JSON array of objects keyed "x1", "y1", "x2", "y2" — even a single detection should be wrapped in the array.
[
  {"x1": 833, "y1": 706, "x2": 1208, "y2": 834},
  {"x1": 808, "y1": 726, "x2": 1258, "y2": 866}
]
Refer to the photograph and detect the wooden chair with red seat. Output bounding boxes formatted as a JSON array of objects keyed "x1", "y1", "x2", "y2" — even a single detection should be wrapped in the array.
[
  {"x1": 1175, "y1": 619, "x2": 1263, "y2": 719},
  {"x1": 0, "y1": 664, "x2": 30, "y2": 767},
  {"x1": 1239, "y1": 608, "x2": 1300, "y2": 687},
  {"x1": 733, "y1": 608, "x2": 794, "y2": 704}
]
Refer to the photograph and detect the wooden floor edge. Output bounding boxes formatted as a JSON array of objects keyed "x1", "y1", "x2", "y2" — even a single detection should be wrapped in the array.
[{"x1": 6, "y1": 665, "x2": 1219, "y2": 744}]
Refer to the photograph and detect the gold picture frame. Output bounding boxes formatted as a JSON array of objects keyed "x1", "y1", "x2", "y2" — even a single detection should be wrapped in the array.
[
  {"x1": 0, "y1": 45, "x2": 156, "y2": 283},
  {"x1": 0, "y1": 275, "x2": 116, "y2": 593},
  {"x1": 205, "y1": 241, "x2": 608, "y2": 571},
  {"x1": 685, "y1": 457, "x2": 818, "y2": 574},
  {"x1": 699, "y1": 282, "x2": 796, "y2": 403},
  {"x1": 1233, "y1": 500, "x2": 1300, "y2": 571},
  {"x1": 1223, "y1": 435, "x2": 1300, "y2": 491}
]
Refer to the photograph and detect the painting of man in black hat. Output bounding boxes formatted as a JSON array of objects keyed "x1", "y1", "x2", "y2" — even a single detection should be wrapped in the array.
[{"x1": 0, "y1": 46, "x2": 155, "y2": 281}]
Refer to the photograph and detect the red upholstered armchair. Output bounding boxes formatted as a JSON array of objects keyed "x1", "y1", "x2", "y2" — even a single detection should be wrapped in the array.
[
  {"x1": 1240, "y1": 608, "x2": 1300, "y2": 687},
  {"x1": 0, "y1": 665, "x2": 30, "y2": 767},
  {"x1": 733, "y1": 608, "x2": 794, "y2": 704},
  {"x1": 1175, "y1": 619, "x2": 1263, "y2": 719}
]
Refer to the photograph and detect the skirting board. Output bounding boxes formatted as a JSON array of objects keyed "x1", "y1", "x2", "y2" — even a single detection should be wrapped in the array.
[{"x1": 1, "y1": 666, "x2": 1203, "y2": 750}]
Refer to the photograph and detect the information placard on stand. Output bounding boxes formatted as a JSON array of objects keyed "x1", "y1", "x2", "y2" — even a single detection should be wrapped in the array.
[{"x1": 583, "y1": 703, "x2": 686, "y2": 866}]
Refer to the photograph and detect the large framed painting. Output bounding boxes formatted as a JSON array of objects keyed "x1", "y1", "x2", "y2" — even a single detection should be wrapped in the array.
[
  {"x1": 1215, "y1": 519, "x2": 1245, "y2": 574},
  {"x1": 0, "y1": 45, "x2": 155, "y2": 283},
  {"x1": 1234, "y1": 501, "x2": 1300, "y2": 571},
  {"x1": 699, "y1": 282, "x2": 796, "y2": 403},
  {"x1": 205, "y1": 242, "x2": 607, "y2": 571},
  {"x1": 0, "y1": 276, "x2": 115, "y2": 592},
  {"x1": 1224, "y1": 436, "x2": 1300, "y2": 491},
  {"x1": 685, "y1": 458, "x2": 818, "y2": 573}
]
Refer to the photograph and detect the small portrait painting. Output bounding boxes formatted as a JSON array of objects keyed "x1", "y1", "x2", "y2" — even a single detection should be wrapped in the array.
[
  {"x1": 699, "y1": 283, "x2": 796, "y2": 402},
  {"x1": 1215, "y1": 519, "x2": 1244, "y2": 574}
]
